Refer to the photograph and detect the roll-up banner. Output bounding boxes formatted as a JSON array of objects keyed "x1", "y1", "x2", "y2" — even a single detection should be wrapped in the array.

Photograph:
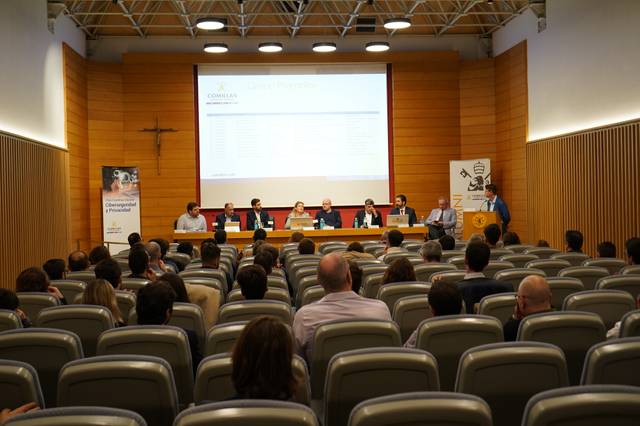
[
  {"x1": 449, "y1": 159, "x2": 492, "y2": 238},
  {"x1": 101, "y1": 166, "x2": 141, "y2": 254}
]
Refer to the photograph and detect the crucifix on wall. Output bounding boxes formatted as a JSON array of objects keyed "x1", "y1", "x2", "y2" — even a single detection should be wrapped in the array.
[{"x1": 138, "y1": 117, "x2": 178, "y2": 175}]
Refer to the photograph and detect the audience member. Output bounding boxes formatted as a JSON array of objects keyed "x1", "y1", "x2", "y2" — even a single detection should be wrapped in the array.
[
  {"x1": 597, "y1": 241, "x2": 617, "y2": 258},
  {"x1": 237, "y1": 265, "x2": 268, "y2": 300},
  {"x1": 253, "y1": 228, "x2": 267, "y2": 242},
  {"x1": 298, "y1": 238, "x2": 316, "y2": 255},
  {"x1": 94, "y1": 258, "x2": 122, "y2": 289},
  {"x1": 201, "y1": 241, "x2": 232, "y2": 290},
  {"x1": 289, "y1": 231, "x2": 304, "y2": 243},
  {"x1": 438, "y1": 234, "x2": 456, "y2": 251},
  {"x1": 537, "y1": 239, "x2": 550, "y2": 247},
  {"x1": 128, "y1": 247, "x2": 155, "y2": 280},
  {"x1": 15, "y1": 267, "x2": 66, "y2": 303},
  {"x1": 42, "y1": 258, "x2": 66, "y2": 280},
  {"x1": 341, "y1": 242, "x2": 375, "y2": 261},
  {"x1": 82, "y1": 279, "x2": 125, "y2": 326},
  {"x1": 503, "y1": 276, "x2": 552, "y2": 341},
  {"x1": 150, "y1": 238, "x2": 177, "y2": 273},
  {"x1": 252, "y1": 239, "x2": 266, "y2": 256},
  {"x1": 145, "y1": 241, "x2": 167, "y2": 275},
  {"x1": 68, "y1": 250, "x2": 90, "y2": 272},
  {"x1": 565, "y1": 230, "x2": 584, "y2": 252},
  {"x1": 293, "y1": 253, "x2": 391, "y2": 360},
  {"x1": 348, "y1": 261, "x2": 363, "y2": 294},
  {"x1": 177, "y1": 242, "x2": 195, "y2": 258},
  {"x1": 468, "y1": 233, "x2": 485, "y2": 244},
  {"x1": 259, "y1": 244, "x2": 280, "y2": 270},
  {"x1": 159, "y1": 272, "x2": 190, "y2": 303},
  {"x1": 626, "y1": 237, "x2": 640, "y2": 264},
  {"x1": 214, "y1": 229, "x2": 227, "y2": 245},
  {"x1": 483, "y1": 224, "x2": 502, "y2": 248},
  {"x1": 88, "y1": 245, "x2": 111, "y2": 265},
  {"x1": 128, "y1": 232, "x2": 142, "y2": 247},
  {"x1": 502, "y1": 231, "x2": 521, "y2": 246},
  {"x1": 0, "y1": 403, "x2": 40, "y2": 423},
  {"x1": 379, "y1": 229, "x2": 405, "y2": 260},
  {"x1": 456, "y1": 242, "x2": 512, "y2": 314},
  {"x1": 0, "y1": 288, "x2": 32, "y2": 327},
  {"x1": 383, "y1": 257, "x2": 416, "y2": 284},
  {"x1": 404, "y1": 281, "x2": 463, "y2": 347},
  {"x1": 421, "y1": 240, "x2": 442, "y2": 263},
  {"x1": 254, "y1": 251, "x2": 273, "y2": 276},
  {"x1": 607, "y1": 293, "x2": 640, "y2": 338},
  {"x1": 232, "y1": 317, "x2": 300, "y2": 401}
]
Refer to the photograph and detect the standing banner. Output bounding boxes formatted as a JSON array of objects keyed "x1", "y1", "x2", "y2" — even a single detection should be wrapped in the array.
[
  {"x1": 449, "y1": 159, "x2": 491, "y2": 238},
  {"x1": 102, "y1": 166, "x2": 141, "y2": 254}
]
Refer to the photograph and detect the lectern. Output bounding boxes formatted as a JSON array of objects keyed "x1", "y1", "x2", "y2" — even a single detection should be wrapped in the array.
[{"x1": 463, "y1": 211, "x2": 500, "y2": 240}]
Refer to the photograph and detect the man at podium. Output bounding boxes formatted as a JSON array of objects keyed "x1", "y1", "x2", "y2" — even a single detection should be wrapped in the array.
[
  {"x1": 483, "y1": 184, "x2": 510, "y2": 233},
  {"x1": 425, "y1": 197, "x2": 457, "y2": 239}
]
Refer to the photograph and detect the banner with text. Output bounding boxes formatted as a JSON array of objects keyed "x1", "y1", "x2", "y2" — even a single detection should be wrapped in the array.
[
  {"x1": 449, "y1": 159, "x2": 491, "y2": 238},
  {"x1": 102, "y1": 166, "x2": 141, "y2": 254}
]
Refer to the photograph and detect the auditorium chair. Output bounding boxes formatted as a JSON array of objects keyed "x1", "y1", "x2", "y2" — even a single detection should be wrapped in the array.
[
  {"x1": 413, "y1": 263, "x2": 456, "y2": 282},
  {"x1": 498, "y1": 254, "x2": 539, "y2": 268},
  {"x1": 351, "y1": 258, "x2": 383, "y2": 267},
  {"x1": 194, "y1": 354, "x2": 310, "y2": 405},
  {"x1": 296, "y1": 275, "x2": 319, "y2": 305},
  {"x1": 57, "y1": 355, "x2": 178, "y2": 426},
  {"x1": 182, "y1": 277, "x2": 225, "y2": 296},
  {"x1": 267, "y1": 275, "x2": 289, "y2": 290},
  {"x1": 205, "y1": 321, "x2": 248, "y2": 356},
  {"x1": 440, "y1": 250, "x2": 465, "y2": 262},
  {"x1": 324, "y1": 348, "x2": 440, "y2": 426},
  {"x1": 115, "y1": 258, "x2": 131, "y2": 274},
  {"x1": 581, "y1": 337, "x2": 640, "y2": 386},
  {"x1": 502, "y1": 244, "x2": 533, "y2": 254},
  {"x1": 120, "y1": 278, "x2": 151, "y2": 293},
  {"x1": 382, "y1": 251, "x2": 416, "y2": 265},
  {"x1": 286, "y1": 254, "x2": 322, "y2": 267},
  {"x1": 477, "y1": 293, "x2": 517, "y2": 324},
  {"x1": 360, "y1": 273, "x2": 385, "y2": 298},
  {"x1": 415, "y1": 315, "x2": 502, "y2": 391},
  {"x1": 489, "y1": 248, "x2": 514, "y2": 260},
  {"x1": 376, "y1": 281, "x2": 431, "y2": 312},
  {"x1": 596, "y1": 275, "x2": 640, "y2": 300},
  {"x1": 523, "y1": 247, "x2": 561, "y2": 259},
  {"x1": 401, "y1": 241, "x2": 423, "y2": 253},
  {"x1": 546, "y1": 277, "x2": 585, "y2": 310},
  {"x1": 3, "y1": 407, "x2": 148, "y2": 426},
  {"x1": 218, "y1": 244, "x2": 238, "y2": 256},
  {"x1": 319, "y1": 241, "x2": 348, "y2": 254},
  {"x1": 309, "y1": 319, "x2": 402, "y2": 399},
  {"x1": 562, "y1": 290, "x2": 636, "y2": 329},
  {"x1": 446, "y1": 255, "x2": 466, "y2": 269},
  {"x1": 455, "y1": 342, "x2": 569, "y2": 426},
  {"x1": 454, "y1": 241, "x2": 467, "y2": 251},
  {"x1": 218, "y1": 300, "x2": 293, "y2": 324},
  {"x1": 0, "y1": 328, "x2": 83, "y2": 407},
  {"x1": 115, "y1": 290, "x2": 136, "y2": 323},
  {"x1": 50, "y1": 280, "x2": 86, "y2": 303},
  {"x1": 300, "y1": 285, "x2": 325, "y2": 307},
  {"x1": 65, "y1": 271, "x2": 96, "y2": 284},
  {"x1": 36, "y1": 305, "x2": 114, "y2": 357},
  {"x1": 0, "y1": 309, "x2": 22, "y2": 332},
  {"x1": 0, "y1": 359, "x2": 45, "y2": 410},
  {"x1": 174, "y1": 400, "x2": 318, "y2": 426},
  {"x1": 185, "y1": 261, "x2": 202, "y2": 270},
  {"x1": 294, "y1": 266, "x2": 319, "y2": 293},
  {"x1": 391, "y1": 295, "x2": 432, "y2": 343},
  {"x1": 227, "y1": 287, "x2": 291, "y2": 305},
  {"x1": 483, "y1": 260, "x2": 516, "y2": 279},
  {"x1": 517, "y1": 311, "x2": 606, "y2": 385},
  {"x1": 288, "y1": 261, "x2": 320, "y2": 291},
  {"x1": 348, "y1": 392, "x2": 492, "y2": 426},
  {"x1": 619, "y1": 309, "x2": 640, "y2": 337},
  {"x1": 407, "y1": 257, "x2": 424, "y2": 266},
  {"x1": 494, "y1": 268, "x2": 546, "y2": 291},
  {"x1": 525, "y1": 259, "x2": 571, "y2": 277},
  {"x1": 429, "y1": 270, "x2": 466, "y2": 286},
  {"x1": 583, "y1": 258, "x2": 627, "y2": 275},
  {"x1": 363, "y1": 244, "x2": 385, "y2": 255},
  {"x1": 238, "y1": 256, "x2": 254, "y2": 268},
  {"x1": 181, "y1": 269, "x2": 228, "y2": 290},
  {"x1": 557, "y1": 266, "x2": 610, "y2": 290},
  {"x1": 620, "y1": 265, "x2": 640, "y2": 275},
  {"x1": 16, "y1": 293, "x2": 59, "y2": 322},
  {"x1": 360, "y1": 264, "x2": 388, "y2": 283},
  {"x1": 128, "y1": 303, "x2": 207, "y2": 348},
  {"x1": 166, "y1": 252, "x2": 191, "y2": 270},
  {"x1": 550, "y1": 252, "x2": 591, "y2": 266}
]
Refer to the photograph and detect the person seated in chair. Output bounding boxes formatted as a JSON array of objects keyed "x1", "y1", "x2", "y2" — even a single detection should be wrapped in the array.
[
  {"x1": 42, "y1": 258, "x2": 66, "y2": 281},
  {"x1": 200, "y1": 241, "x2": 233, "y2": 292},
  {"x1": 565, "y1": 230, "x2": 584, "y2": 253},
  {"x1": 426, "y1": 197, "x2": 456, "y2": 238},
  {"x1": 176, "y1": 201, "x2": 207, "y2": 232},
  {"x1": 216, "y1": 202, "x2": 241, "y2": 230},
  {"x1": 503, "y1": 275, "x2": 552, "y2": 341},
  {"x1": 390, "y1": 194, "x2": 417, "y2": 226},
  {"x1": 353, "y1": 198, "x2": 383, "y2": 228},
  {"x1": 15, "y1": 267, "x2": 66, "y2": 304},
  {"x1": 68, "y1": 250, "x2": 90, "y2": 272},
  {"x1": 237, "y1": 265, "x2": 268, "y2": 300}
]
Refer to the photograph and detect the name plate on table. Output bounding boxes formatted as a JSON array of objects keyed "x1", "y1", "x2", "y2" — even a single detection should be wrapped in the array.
[
  {"x1": 302, "y1": 226, "x2": 315, "y2": 231},
  {"x1": 413, "y1": 223, "x2": 425, "y2": 228},
  {"x1": 368, "y1": 225, "x2": 380, "y2": 229},
  {"x1": 323, "y1": 225, "x2": 335, "y2": 230},
  {"x1": 225, "y1": 226, "x2": 241, "y2": 233},
  {"x1": 174, "y1": 230, "x2": 187, "y2": 234},
  {"x1": 398, "y1": 224, "x2": 410, "y2": 228}
]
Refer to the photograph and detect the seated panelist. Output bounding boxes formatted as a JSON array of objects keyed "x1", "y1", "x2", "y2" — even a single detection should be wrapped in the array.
[
  {"x1": 315, "y1": 198, "x2": 342, "y2": 228},
  {"x1": 215, "y1": 202, "x2": 241, "y2": 230},
  {"x1": 353, "y1": 198, "x2": 383, "y2": 228},
  {"x1": 284, "y1": 201, "x2": 310, "y2": 229}
]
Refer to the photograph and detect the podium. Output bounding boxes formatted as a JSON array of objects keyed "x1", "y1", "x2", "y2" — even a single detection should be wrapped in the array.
[{"x1": 463, "y1": 211, "x2": 499, "y2": 240}]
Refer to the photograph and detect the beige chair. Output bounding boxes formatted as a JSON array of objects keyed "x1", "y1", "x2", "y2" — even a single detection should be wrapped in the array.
[
  {"x1": 319, "y1": 241, "x2": 348, "y2": 254},
  {"x1": 523, "y1": 248, "x2": 561, "y2": 259},
  {"x1": 360, "y1": 273, "x2": 385, "y2": 298},
  {"x1": 482, "y1": 261, "x2": 516, "y2": 279},
  {"x1": 441, "y1": 250, "x2": 465, "y2": 262},
  {"x1": 455, "y1": 342, "x2": 569, "y2": 426},
  {"x1": 50, "y1": 280, "x2": 86, "y2": 304},
  {"x1": 168, "y1": 302, "x2": 207, "y2": 350},
  {"x1": 324, "y1": 348, "x2": 440, "y2": 426},
  {"x1": 522, "y1": 385, "x2": 640, "y2": 426},
  {"x1": 413, "y1": 263, "x2": 456, "y2": 282},
  {"x1": 351, "y1": 258, "x2": 383, "y2": 267},
  {"x1": 57, "y1": 355, "x2": 178, "y2": 426},
  {"x1": 562, "y1": 290, "x2": 636, "y2": 329},
  {"x1": 227, "y1": 288, "x2": 291, "y2": 305},
  {"x1": 551, "y1": 252, "x2": 591, "y2": 266},
  {"x1": 392, "y1": 295, "x2": 432, "y2": 343},
  {"x1": 218, "y1": 300, "x2": 292, "y2": 324},
  {"x1": 447, "y1": 256, "x2": 466, "y2": 269},
  {"x1": 429, "y1": 270, "x2": 466, "y2": 285},
  {"x1": 348, "y1": 392, "x2": 492, "y2": 426},
  {"x1": 619, "y1": 309, "x2": 640, "y2": 337},
  {"x1": 525, "y1": 259, "x2": 571, "y2": 277},
  {"x1": 174, "y1": 400, "x2": 318, "y2": 426},
  {"x1": 182, "y1": 277, "x2": 225, "y2": 295},
  {"x1": 36, "y1": 305, "x2": 114, "y2": 357},
  {"x1": 310, "y1": 319, "x2": 402, "y2": 399},
  {"x1": 267, "y1": 275, "x2": 289, "y2": 291},
  {"x1": 120, "y1": 278, "x2": 151, "y2": 293},
  {"x1": 504, "y1": 244, "x2": 534, "y2": 254},
  {"x1": 477, "y1": 293, "x2": 517, "y2": 324},
  {"x1": 185, "y1": 283, "x2": 222, "y2": 327},
  {"x1": 65, "y1": 271, "x2": 96, "y2": 284},
  {"x1": 454, "y1": 241, "x2": 467, "y2": 251},
  {"x1": 581, "y1": 337, "x2": 640, "y2": 386},
  {"x1": 494, "y1": 268, "x2": 546, "y2": 291},
  {"x1": 180, "y1": 269, "x2": 228, "y2": 291},
  {"x1": 289, "y1": 261, "x2": 320, "y2": 292},
  {"x1": 296, "y1": 275, "x2": 319, "y2": 306},
  {"x1": 0, "y1": 329, "x2": 82, "y2": 408},
  {"x1": 596, "y1": 275, "x2": 640, "y2": 300},
  {"x1": 557, "y1": 266, "x2": 609, "y2": 291},
  {"x1": 415, "y1": 315, "x2": 503, "y2": 391},
  {"x1": 361, "y1": 264, "x2": 389, "y2": 283},
  {"x1": 0, "y1": 309, "x2": 23, "y2": 332},
  {"x1": 382, "y1": 251, "x2": 417, "y2": 265},
  {"x1": 294, "y1": 266, "x2": 319, "y2": 293},
  {"x1": 0, "y1": 360, "x2": 45, "y2": 411},
  {"x1": 402, "y1": 241, "x2": 423, "y2": 253},
  {"x1": 205, "y1": 321, "x2": 248, "y2": 356},
  {"x1": 546, "y1": 277, "x2": 585, "y2": 310},
  {"x1": 3, "y1": 406, "x2": 147, "y2": 426},
  {"x1": 517, "y1": 311, "x2": 606, "y2": 385},
  {"x1": 115, "y1": 290, "x2": 136, "y2": 323},
  {"x1": 96, "y1": 325, "x2": 195, "y2": 406},
  {"x1": 489, "y1": 248, "x2": 514, "y2": 260},
  {"x1": 16, "y1": 293, "x2": 59, "y2": 322},
  {"x1": 621, "y1": 265, "x2": 640, "y2": 275},
  {"x1": 583, "y1": 258, "x2": 627, "y2": 275},
  {"x1": 376, "y1": 282, "x2": 430, "y2": 312},
  {"x1": 300, "y1": 285, "x2": 325, "y2": 307},
  {"x1": 363, "y1": 244, "x2": 386, "y2": 255},
  {"x1": 499, "y1": 254, "x2": 539, "y2": 268},
  {"x1": 194, "y1": 354, "x2": 310, "y2": 405}
]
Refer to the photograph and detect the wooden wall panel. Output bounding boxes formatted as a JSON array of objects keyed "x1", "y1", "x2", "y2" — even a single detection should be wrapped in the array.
[
  {"x1": 0, "y1": 132, "x2": 70, "y2": 289},
  {"x1": 527, "y1": 120, "x2": 640, "y2": 257}
]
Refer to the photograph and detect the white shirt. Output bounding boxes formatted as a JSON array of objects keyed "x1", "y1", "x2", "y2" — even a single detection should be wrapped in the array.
[
  {"x1": 488, "y1": 196, "x2": 497, "y2": 212},
  {"x1": 365, "y1": 212, "x2": 373, "y2": 226}
]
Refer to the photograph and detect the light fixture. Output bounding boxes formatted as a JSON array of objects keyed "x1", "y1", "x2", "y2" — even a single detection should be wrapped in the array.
[
  {"x1": 203, "y1": 43, "x2": 228, "y2": 53},
  {"x1": 196, "y1": 17, "x2": 225, "y2": 30},
  {"x1": 312, "y1": 42, "x2": 337, "y2": 53},
  {"x1": 383, "y1": 18, "x2": 411, "y2": 30},
  {"x1": 258, "y1": 42, "x2": 283, "y2": 53},
  {"x1": 365, "y1": 41, "x2": 390, "y2": 52}
]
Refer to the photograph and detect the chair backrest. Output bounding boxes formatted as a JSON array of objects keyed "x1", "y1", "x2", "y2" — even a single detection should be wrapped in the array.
[
  {"x1": 294, "y1": 266, "x2": 319, "y2": 289},
  {"x1": 522, "y1": 384, "x2": 640, "y2": 426},
  {"x1": 391, "y1": 295, "x2": 432, "y2": 343},
  {"x1": 504, "y1": 244, "x2": 534, "y2": 254},
  {"x1": 310, "y1": 319, "x2": 402, "y2": 399},
  {"x1": 57, "y1": 354, "x2": 178, "y2": 426},
  {"x1": 96, "y1": 325, "x2": 194, "y2": 406},
  {"x1": 455, "y1": 342, "x2": 569, "y2": 426},
  {"x1": 413, "y1": 263, "x2": 456, "y2": 282},
  {"x1": 324, "y1": 348, "x2": 440, "y2": 426},
  {"x1": 168, "y1": 303, "x2": 207, "y2": 350},
  {"x1": 546, "y1": 277, "x2": 585, "y2": 310},
  {"x1": 180, "y1": 269, "x2": 228, "y2": 290},
  {"x1": 440, "y1": 250, "x2": 465, "y2": 261},
  {"x1": 115, "y1": 290, "x2": 136, "y2": 323},
  {"x1": 551, "y1": 252, "x2": 591, "y2": 266},
  {"x1": 228, "y1": 287, "x2": 291, "y2": 305},
  {"x1": 50, "y1": 280, "x2": 87, "y2": 303},
  {"x1": 525, "y1": 259, "x2": 572, "y2": 277},
  {"x1": 557, "y1": 266, "x2": 610, "y2": 291},
  {"x1": 376, "y1": 281, "x2": 431, "y2": 312},
  {"x1": 319, "y1": 241, "x2": 348, "y2": 254},
  {"x1": 120, "y1": 278, "x2": 151, "y2": 293},
  {"x1": 494, "y1": 268, "x2": 546, "y2": 291},
  {"x1": 300, "y1": 285, "x2": 326, "y2": 307},
  {"x1": 429, "y1": 270, "x2": 466, "y2": 285},
  {"x1": 174, "y1": 400, "x2": 318, "y2": 426},
  {"x1": 16, "y1": 293, "x2": 59, "y2": 322},
  {"x1": 289, "y1": 261, "x2": 320, "y2": 291},
  {"x1": 0, "y1": 359, "x2": 45, "y2": 411},
  {"x1": 482, "y1": 261, "x2": 515, "y2": 279},
  {"x1": 182, "y1": 277, "x2": 225, "y2": 296},
  {"x1": 0, "y1": 328, "x2": 83, "y2": 408},
  {"x1": 363, "y1": 244, "x2": 385, "y2": 255},
  {"x1": 402, "y1": 242, "x2": 423, "y2": 253},
  {"x1": 581, "y1": 337, "x2": 640, "y2": 386},
  {"x1": 0, "y1": 309, "x2": 23, "y2": 332},
  {"x1": 267, "y1": 275, "x2": 288, "y2": 291},
  {"x1": 562, "y1": 290, "x2": 636, "y2": 329},
  {"x1": 65, "y1": 271, "x2": 96, "y2": 284},
  {"x1": 193, "y1": 354, "x2": 310, "y2": 405},
  {"x1": 446, "y1": 256, "x2": 466, "y2": 269},
  {"x1": 517, "y1": 311, "x2": 606, "y2": 385},
  {"x1": 489, "y1": 249, "x2": 514, "y2": 260},
  {"x1": 360, "y1": 273, "x2": 385, "y2": 298},
  {"x1": 166, "y1": 252, "x2": 191, "y2": 270},
  {"x1": 3, "y1": 406, "x2": 148, "y2": 426},
  {"x1": 36, "y1": 305, "x2": 114, "y2": 357},
  {"x1": 382, "y1": 251, "x2": 416, "y2": 265},
  {"x1": 619, "y1": 309, "x2": 640, "y2": 338},
  {"x1": 360, "y1": 264, "x2": 389, "y2": 282},
  {"x1": 205, "y1": 321, "x2": 248, "y2": 356},
  {"x1": 416, "y1": 315, "x2": 503, "y2": 391},
  {"x1": 295, "y1": 274, "x2": 319, "y2": 305},
  {"x1": 348, "y1": 391, "x2": 492, "y2": 426},
  {"x1": 523, "y1": 248, "x2": 561, "y2": 259},
  {"x1": 498, "y1": 254, "x2": 539, "y2": 268},
  {"x1": 621, "y1": 265, "x2": 640, "y2": 275},
  {"x1": 218, "y1": 300, "x2": 292, "y2": 324},
  {"x1": 596, "y1": 275, "x2": 640, "y2": 300},
  {"x1": 477, "y1": 292, "x2": 517, "y2": 324},
  {"x1": 583, "y1": 258, "x2": 627, "y2": 275}
]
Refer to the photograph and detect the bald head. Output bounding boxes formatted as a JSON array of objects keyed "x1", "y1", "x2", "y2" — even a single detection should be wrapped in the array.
[
  {"x1": 517, "y1": 275, "x2": 552, "y2": 315},
  {"x1": 318, "y1": 252, "x2": 351, "y2": 293}
]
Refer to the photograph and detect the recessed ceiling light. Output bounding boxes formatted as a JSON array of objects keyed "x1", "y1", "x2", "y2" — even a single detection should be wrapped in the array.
[
  {"x1": 196, "y1": 17, "x2": 225, "y2": 30},
  {"x1": 383, "y1": 18, "x2": 411, "y2": 30},
  {"x1": 365, "y1": 41, "x2": 390, "y2": 52},
  {"x1": 258, "y1": 42, "x2": 283, "y2": 53},
  {"x1": 312, "y1": 42, "x2": 337, "y2": 53},
  {"x1": 203, "y1": 43, "x2": 228, "y2": 53}
]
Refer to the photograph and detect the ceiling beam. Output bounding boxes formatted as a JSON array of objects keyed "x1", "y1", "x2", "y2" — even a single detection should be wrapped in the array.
[
  {"x1": 115, "y1": 0, "x2": 145, "y2": 37},
  {"x1": 340, "y1": 0, "x2": 367, "y2": 38},
  {"x1": 437, "y1": 0, "x2": 481, "y2": 36},
  {"x1": 169, "y1": 0, "x2": 195, "y2": 37}
]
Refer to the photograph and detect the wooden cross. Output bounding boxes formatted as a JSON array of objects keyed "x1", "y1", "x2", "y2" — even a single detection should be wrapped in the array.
[{"x1": 139, "y1": 117, "x2": 178, "y2": 175}]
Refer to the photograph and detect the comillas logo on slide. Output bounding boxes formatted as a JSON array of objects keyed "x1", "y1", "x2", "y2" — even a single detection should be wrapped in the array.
[{"x1": 206, "y1": 82, "x2": 239, "y2": 105}]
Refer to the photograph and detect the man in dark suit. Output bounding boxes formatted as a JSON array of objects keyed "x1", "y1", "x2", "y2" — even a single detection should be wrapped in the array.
[
  {"x1": 484, "y1": 184, "x2": 511, "y2": 233},
  {"x1": 215, "y1": 202, "x2": 241, "y2": 230},
  {"x1": 390, "y1": 194, "x2": 418, "y2": 226},
  {"x1": 456, "y1": 241, "x2": 512, "y2": 314},
  {"x1": 246, "y1": 198, "x2": 271, "y2": 230},
  {"x1": 353, "y1": 198, "x2": 383, "y2": 228}
]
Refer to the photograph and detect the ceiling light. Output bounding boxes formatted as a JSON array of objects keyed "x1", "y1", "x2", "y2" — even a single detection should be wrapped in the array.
[
  {"x1": 383, "y1": 18, "x2": 411, "y2": 30},
  {"x1": 312, "y1": 42, "x2": 337, "y2": 53},
  {"x1": 258, "y1": 42, "x2": 283, "y2": 53},
  {"x1": 196, "y1": 17, "x2": 225, "y2": 30},
  {"x1": 203, "y1": 43, "x2": 228, "y2": 53},
  {"x1": 365, "y1": 41, "x2": 390, "y2": 52}
]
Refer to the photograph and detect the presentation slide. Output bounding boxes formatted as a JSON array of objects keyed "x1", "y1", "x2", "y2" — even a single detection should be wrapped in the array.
[{"x1": 197, "y1": 64, "x2": 390, "y2": 208}]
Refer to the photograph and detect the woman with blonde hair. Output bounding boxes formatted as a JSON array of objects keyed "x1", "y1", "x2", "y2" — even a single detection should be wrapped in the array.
[
  {"x1": 284, "y1": 201, "x2": 310, "y2": 229},
  {"x1": 82, "y1": 278, "x2": 125, "y2": 326}
]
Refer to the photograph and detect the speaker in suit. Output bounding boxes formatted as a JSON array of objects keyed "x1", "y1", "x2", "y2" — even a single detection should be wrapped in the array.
[
  {"x1": 484, "y1": 184, "x2": 511, "y2": 233},
  {"x1": 246, "y1": 209, "x2": 271, "y2": 230},
  {"x1": 353, "y1": 209, "x2": 383, "y2": 228},
  {"x1": 390, "y1": 206, "x2": 417, "y2": 226},
  {"x1": 215, "y1": 212, "x2": 241, "y2": 230}
]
